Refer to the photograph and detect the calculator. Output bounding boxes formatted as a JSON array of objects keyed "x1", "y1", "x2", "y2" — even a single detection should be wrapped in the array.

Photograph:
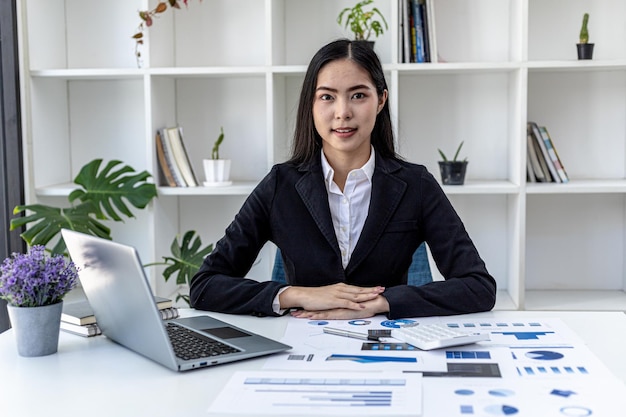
[{"x1": 390, "y1": 323, "x2": 490, "y2": 350}]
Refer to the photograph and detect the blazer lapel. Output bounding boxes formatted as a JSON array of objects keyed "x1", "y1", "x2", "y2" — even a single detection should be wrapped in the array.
[
  {"x1": 295, "y1": 164, "x2": 340, "y2": 256},
  {"x1": 346, "y1": 157, "x2": 407, "y2": 274}
]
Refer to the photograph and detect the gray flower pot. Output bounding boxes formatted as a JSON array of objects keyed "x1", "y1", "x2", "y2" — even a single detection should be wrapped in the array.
[
  {"x1": 438, "y1": 161, "x2": 468, "y2": 185},
  {"x1": 7, "y1": 301, "x2": 63, "y2": 357}
]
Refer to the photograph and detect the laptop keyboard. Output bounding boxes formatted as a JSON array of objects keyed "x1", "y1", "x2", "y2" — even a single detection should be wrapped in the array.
[{"x1": 166, "y1": 322, "x2": 241, "y2": 361}]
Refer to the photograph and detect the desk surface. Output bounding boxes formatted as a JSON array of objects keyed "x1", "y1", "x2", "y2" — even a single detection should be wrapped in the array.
[{"x1": 1, "y1": 310, "x2": 625, "y2": 416}]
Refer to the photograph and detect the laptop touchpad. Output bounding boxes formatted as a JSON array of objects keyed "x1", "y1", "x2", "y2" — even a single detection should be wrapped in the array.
[{"x1": 202, "y1": 327, "x2": 251, "y2": 339}]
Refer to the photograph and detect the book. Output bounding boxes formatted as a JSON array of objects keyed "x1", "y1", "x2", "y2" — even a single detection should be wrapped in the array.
[
  {"x1": 60, "y1": 321, "x2": 102, "y2": 337},
  {"x1": 424, "y1": 0, "x2": 438, "y2": 62},
  {"x1": 538, "y1": 125, "x2": 569, "y2": 183},
  {"x1": 155, "y1": 130, "x2": 178, "y2": 187},
  {"x1": 410, "y1": 0, "x2": 425, "y2": 63},
  {"x1": 527, "y1": 133, "x2": 547, "y2": 182},
  {"x1": 166, "y1": 126, "x2": 198, "y2": 187},
  {"x1": 60, "y1": 307, "x2": 180, "y2": 338},
  {"x1": 159, "y1": 127, "x2": 187, "y2": 187},
  {"x1": 417, "y1": 0, "x2": 430, "y2": 62},
  {"x1": 528, "y1": 121, "x2": 560, "y2": 183},
  {"x1": 62, "y1": 296, "x2": 173, "y2": 326},
  {"x1": 402, "y1": 0, "x2": 411, "y2": 63}
]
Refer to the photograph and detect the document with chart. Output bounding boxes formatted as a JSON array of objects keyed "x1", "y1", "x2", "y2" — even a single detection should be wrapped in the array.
[
  {"x1": 210, "y1": 316, "x2": 626, "y2": 416},
  {"x1": 208, "y1": 370, "x2": 423, "y2": 416}
]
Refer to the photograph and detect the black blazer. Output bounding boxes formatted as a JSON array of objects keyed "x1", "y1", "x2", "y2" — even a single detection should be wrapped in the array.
[{"x1": 190, "y1": 153, "x2": 496, "y2": 319}]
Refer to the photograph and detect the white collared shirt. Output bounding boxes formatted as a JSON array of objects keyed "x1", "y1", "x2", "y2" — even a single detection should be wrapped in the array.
[
  {"x1": 272, "y1": 147, "x2": 375, "y2": 314},
  {"x1": 321, "y1": 147, "x2": 375, "y2": 268}
]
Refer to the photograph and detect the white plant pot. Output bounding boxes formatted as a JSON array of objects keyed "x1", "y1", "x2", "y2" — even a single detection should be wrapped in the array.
[{"x1": 203, "y1": 159, "x2": 232, "y2": 186}]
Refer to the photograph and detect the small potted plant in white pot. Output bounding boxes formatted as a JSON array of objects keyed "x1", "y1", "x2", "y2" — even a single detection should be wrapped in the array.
[
  {"x1": 576, "y1": 12, "x2": 594, "y2": 60},
  {"x1": 438, "y1": 141, "x2": 468, "y2": 185},
  {"x1": 337, "y1": 0, "x2": 388, "y2": 48},
  {"x1": 203, "y1": 127, "x2": 232, "y2": 186}
]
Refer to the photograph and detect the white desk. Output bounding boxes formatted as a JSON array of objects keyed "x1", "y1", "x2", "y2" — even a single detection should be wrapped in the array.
[{"x1": 1, "y1": 310, "x2": 625, "y2": 416}]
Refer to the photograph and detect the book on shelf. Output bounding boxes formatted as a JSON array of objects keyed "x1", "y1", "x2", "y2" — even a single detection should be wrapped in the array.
[
  {"x1": 538, "y1": 125, "x2": 569, "y2": 183},
  {"x1": 165, "y1": 126, "x2": 199, "y2": 187},
  {"x1": 423, "y1": 0, "x2": 437, "y2": 63},
  {"x1": 157, "y1": 128, "x2": 186, "y2": 187},
  {"x1": 62, "y1": 295, "x2": 174, "y2": 326},
  {"x1": 527, "y1": 133, "x2": 547, "y2": 182},
  {"x1": 400, "y1": 0, "x2": 436, "y2": 63},
  {"x1": 155, "y1": 130, "x2": 180, "y2": 187},
  {"x1": 411, "y1": 0, "x2": 426, "y2": 63},
  {"x1": 528, "y1": 121, "x2": 560, "y2": 183}
]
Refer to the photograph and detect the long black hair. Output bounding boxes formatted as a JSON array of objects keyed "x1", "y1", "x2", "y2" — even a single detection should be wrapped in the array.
[{"x1": 288, "y1": 39, "x2": 396, "y2": 165}]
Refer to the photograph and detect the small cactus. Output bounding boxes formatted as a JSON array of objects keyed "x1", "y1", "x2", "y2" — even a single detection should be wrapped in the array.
[{"x1": 579, "y1": 13, "x2": 589, "y2": 44}]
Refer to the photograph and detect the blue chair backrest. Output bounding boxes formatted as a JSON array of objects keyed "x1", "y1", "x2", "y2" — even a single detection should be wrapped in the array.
[{"x1": 271, "y1": 243, "x2": 432, "y2": 287}]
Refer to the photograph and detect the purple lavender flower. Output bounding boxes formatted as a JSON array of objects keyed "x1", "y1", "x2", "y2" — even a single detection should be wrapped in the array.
[{"x1": 0, "y1": 245, "x2": 79, "y2": 307}]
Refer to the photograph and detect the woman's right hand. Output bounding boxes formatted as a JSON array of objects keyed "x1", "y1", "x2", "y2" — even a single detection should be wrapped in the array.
[{"x1": 278, "y1": 282, "x2": 385, "y2": 312}]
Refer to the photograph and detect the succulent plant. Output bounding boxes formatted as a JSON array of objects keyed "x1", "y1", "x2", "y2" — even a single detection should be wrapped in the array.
[
  {"x1": 438, "y1": 141, "x2": 467, "y2": 162},
  {"x1": 579, "y1": 13, "x2": 590, "y2": 44}
]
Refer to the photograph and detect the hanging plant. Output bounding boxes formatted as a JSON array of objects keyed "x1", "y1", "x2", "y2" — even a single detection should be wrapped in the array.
[{"x1": 132, "y1": 0, "x2": 203, "y2": 66}]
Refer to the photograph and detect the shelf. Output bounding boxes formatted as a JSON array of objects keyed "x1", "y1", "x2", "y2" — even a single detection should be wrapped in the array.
[
  {"x1": 439, "y1": 180, "x2": 520, "y2": 195},
  {"x1": 526, "y1": 59, "x2": 626, "y2": 72},
  {"x1": 527, "y1": 179, "x2": 626, "y2": 194},
  {"x1": 35, "y1": 183, "x2": 78, "y2": 197},
  {"x1": 524, "y1": 290, "x2": 626, "y2": 311},
  {"x1": 150, "y1": 67, "x2": 268, "y2": 78},
  {"x1": 388, "y1": 61, "x2": 521, "y2": 74},
  {"x1": 18, "y1": 0, "x2": 626, "y2": 312},
  {"x1": 29, "y1": 68, "x2": 145, "y2": 80},
  {"x1": 157, "y1": 182, "x2": 258, "y2": 196}
]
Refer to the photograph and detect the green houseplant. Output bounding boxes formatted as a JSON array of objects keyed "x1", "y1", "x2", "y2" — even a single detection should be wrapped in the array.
[
  {"x1": 10, "y1": 158, "x2": 211, "y2": 306},
  {"x1": 438, "y1": 141, "x2": 468, "y2": 185},
  {"x1": 577, "y1": 12, "x2": 594, "y2": 60},
  {"x1": 10, "y1": 159, "x2": 158, "y2": 254},
  {"x1": 203, "y1": 127, "x2": 231, "y2": 185},
  {"x1": 337, "y1": 0, "x2": 388, "y2": 42},
  {"x1": 133, "y1": 0, "x2": 202, "y2": 66},
  {"x1": 145, "y1": 231, "x2": 213, "y2": 305}
]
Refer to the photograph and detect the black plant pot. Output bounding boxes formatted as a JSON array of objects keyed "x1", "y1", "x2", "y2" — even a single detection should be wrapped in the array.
[
  {"x1": 576, "y1": 43, "x2": 594, "y2": 60},
  {"x1": 438, "y1": 161, "x2": 468, "y2": 185}
]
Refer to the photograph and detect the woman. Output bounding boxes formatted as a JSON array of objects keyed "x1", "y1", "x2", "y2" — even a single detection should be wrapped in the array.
[{"x1": 190, "y1": 39, "x2": 496, "y2": 320}]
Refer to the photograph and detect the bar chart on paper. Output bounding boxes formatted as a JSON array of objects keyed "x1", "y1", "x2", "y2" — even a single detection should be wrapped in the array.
[{"x1": 208, "y1": 371, "x2": 423, "y2": 416}]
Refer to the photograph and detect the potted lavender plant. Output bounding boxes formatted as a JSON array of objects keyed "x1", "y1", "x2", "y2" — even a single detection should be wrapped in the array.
[{"x1": 0, "y1": 246, "x2": 79, "y2": 356}]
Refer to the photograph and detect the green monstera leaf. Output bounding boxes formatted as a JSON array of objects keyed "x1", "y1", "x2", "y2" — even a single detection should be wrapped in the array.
[
  {"x1": 69, "y1": 159, "x2": 157, "y2": 221},
  {"x1": 147, "y1": 231, "x2": 214, "y2": 305},
  {"x1": 11, "y1": 159, "x2": 157, "y2": 254},
  {"x1": 10, "y1": 202, "x2": 111, "y2": 254}
]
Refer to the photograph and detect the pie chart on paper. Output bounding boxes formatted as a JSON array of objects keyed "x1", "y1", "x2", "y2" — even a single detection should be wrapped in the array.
[
  {"x1": 484, "y1": 404, "x2": 519, "y2": 415},
  {"x1": 525, "y1": 350, "x2": 564, "y2": 360}
]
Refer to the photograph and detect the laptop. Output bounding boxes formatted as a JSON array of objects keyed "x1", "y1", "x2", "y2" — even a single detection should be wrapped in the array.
[{"x1": 61, "y1": 229, "x2": 291, "y2": 372}]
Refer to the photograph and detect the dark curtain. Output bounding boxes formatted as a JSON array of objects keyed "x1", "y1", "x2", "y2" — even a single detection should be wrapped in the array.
[{"x1": 0, "y1": 0, "x2": 25, "y2": 333}]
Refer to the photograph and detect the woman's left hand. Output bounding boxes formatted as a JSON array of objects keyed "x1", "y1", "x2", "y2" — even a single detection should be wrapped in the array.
[{"x1": 290, "y1": 295, "x2": 390, "y2": 320}]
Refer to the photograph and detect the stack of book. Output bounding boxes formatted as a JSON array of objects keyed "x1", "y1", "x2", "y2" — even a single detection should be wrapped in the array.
[
  {"x1": 527, "y1": 122, "x2": 569, "y2": 184},
  {"x1": 61, "y1": 296, "x2": 179, "y2": 337},
  {"x1": 155, "y1": 126, "x2": 199, "y2": 187},
  {"x1": 399, "y1": 0, "x2": 437, "y2": 63}
]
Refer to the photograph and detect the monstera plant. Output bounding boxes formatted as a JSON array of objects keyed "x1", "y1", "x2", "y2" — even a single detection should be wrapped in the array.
[
  {"x1": 10, "y1": 158, "x2": 213, "y2": 305},
  {"x1": 11, "y1": 159, "x2": 157, "y2": 254},
  {"x1": 146, "y1": 230, "x2": 214, "y2": 305}
]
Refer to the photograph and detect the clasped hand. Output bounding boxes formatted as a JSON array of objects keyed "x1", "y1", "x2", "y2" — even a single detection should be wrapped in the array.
[{"x1": 279, "y1": 282, "x2": 389, "y2": 320}]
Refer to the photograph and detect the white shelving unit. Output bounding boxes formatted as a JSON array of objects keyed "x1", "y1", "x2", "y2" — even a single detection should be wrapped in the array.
[{"x1": 16, "y1": 0, "x2": 626, "y2": 311}]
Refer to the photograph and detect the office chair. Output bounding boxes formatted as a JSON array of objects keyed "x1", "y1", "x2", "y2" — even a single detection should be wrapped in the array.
[{"x1": 271, "y1": 243, "x2": 432, "y2": 286}]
